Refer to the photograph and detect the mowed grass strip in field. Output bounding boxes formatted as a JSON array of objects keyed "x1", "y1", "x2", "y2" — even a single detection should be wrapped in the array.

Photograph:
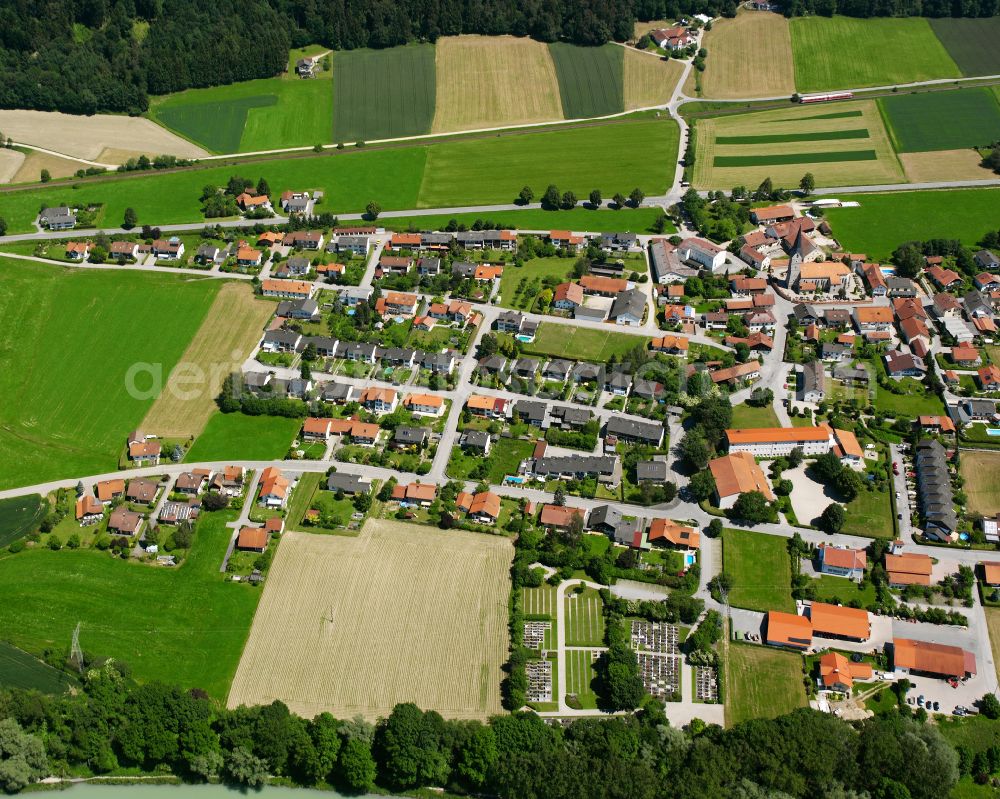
[
  {"x1": 623, "y1": 49, "x2": 684, "y2": 110},
  {"x1": 0, "y1": 511, "x2": 260, "y2": 698},
  {"x1": 823, "y1": 187, "x2": 1000, "y2": 257},
  {"x1": 565, "y1": 588, "x2": 605, "y2": 646},
  {"x1": 960, "y1": 450, "x2": 1000, "y2": 517},
  {"x1": 140, "y1": 283, "x2": 274, "y2": 438},
  {"x1": 418, "y1": 116, "x2": 677, "y2": 208},
  {"x1": 381, "y1": 206, "x2": 670, "y2": 235},
  {"x1": 0, "y1": 641, "x2": 78, "y2": 693},
  {"x1": 698, "y1": 12, "x2": 796, "y2": 100},
  {"x1": 713, "y1": 150, "x2": 877, "y2": 167},
  {"x1": 725, "y1": 643, "x2": 805, "y2": 726},
  {"x1": 0, "y1": 261, "x2": 217, "y2": 490},
  {"x1": 0, "y1": 495, "x2": 47, "y2": 548},
  {"x1": 929, "y1": 17, "x2": 1000, "y2": 77},
  {"x1": 185, "y1": 412, "x2": 299, "y2": 462},
  {"x1": 432, "y1": 36, "x2": 561, "y2": 133},
  {"x1": 332, "y1": 44, "x2": 435, "y2": 142},
  {"x1": 790, "y1": 16, "x2": 961, "y2": 92},
  {"x1": 722, "y1": 528, "x2": 793, "y2": 613},
  {"x1": 228, "y1": 523, "x2": 513, "y2": 720},
  {"x1": 716, "y1": 128, "x2": 870, "y2": 144},
  {"x1": 694, "y1": 100, "x2": 903, "y2": 189},
  {"x1": 879, "y1": 87, "x2": 1000, "y2": 152},
  {"x1": 549, "y1": 43, "x2": 624, "y2": 119},
  {"x1": 151, "y1": 78, "x2": 334, "y2": 153}
]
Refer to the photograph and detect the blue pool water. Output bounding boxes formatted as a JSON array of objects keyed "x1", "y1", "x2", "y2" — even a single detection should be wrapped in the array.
[
  {"x1": 505, "y1": 476, "x2": 525, "y2": 485},
  {"x1": 880, "y1": 267, "x2": 896, "y2": 276},
  {"x1": 987, "y1": 429, "x2": 1000, "y2": 437}
]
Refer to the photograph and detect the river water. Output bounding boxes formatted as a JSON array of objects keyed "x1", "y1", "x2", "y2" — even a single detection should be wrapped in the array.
[{"x1": 49, "y1": 784, "x2": 379, "y2": 799}]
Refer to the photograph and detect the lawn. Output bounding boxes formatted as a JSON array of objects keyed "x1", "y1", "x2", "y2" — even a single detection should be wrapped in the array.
[
  {"x1": 2, "y1": 116, "x2": 673, "y2": 233},
  {"x1": 382, "y1": 206, "x2": 670, "y2": 234},
  {"x1": 879, "y1": 87, "x2": 1000, "y2": 152},
  {"x1": 499, "y1": 256, "x2": 574, "y2": 310},
  {"x1": 874, "y1": 376, "x2": 946, "y2": 416},
  {"x1": 517, "y1": 323, "x2": 650, "y2": 361},
  {"x1": 185, "y1": 412, "x2": 299, "y2": 462},
  {"x1": 722, "y1": 528, "x2": 794, "y2": 613},
  {"x1": 0, "y1": 261, "x2": 217, "y2": 490},
  {"x1": 0, "y1": 494, "x2": 48, "y2": 547},
  {"x1": 929, "y1": 17, "x2": 1000, "y2": 77},
  {"x1": 447, "y1": 437, "x2": 535, "y2": 483},
  {"x1": 332, "y1": 44, "x2": 436, "y2": 143},
  {"x1": 523, "y1": 584, "x2": 558, "y2": 619},
  {"x1": 789, "y1": 16, "x2": 961, "y2": 93},
  {"x1": 150, "y1": 77, "x2": 334, "y2": 153},
  {"x1": 0, "y1": 510, "x2": 261, "y2": 698},
  {"x1": 565, "y1": 648, "x2": 599, "y2": 709},
  {"x1": 564, "y1": 587, "x2": 605, "y2": 646},
  {"x1": 725, "y1": 643, "x2": 806, "y2": 726},
  {"x1": 984, "y1": 607, "x2": 1000, "y2": 693},
  {"x1": 842, "y1": 486, "x2": 896, "y2": 539},
  {"x1": 693, "y1": 100, "x2": 903, "y2": 190},
  {"x1": 417, "y1": 116, "x2": 677, "y2": 208},
  {"x1": 960, "y1": 450, "x2": 1000, "y2": 517},
  {"x1": 730, "y1": 403, "x2": 780, "y2": 428},
  {"x1": 697, "y1": 11, "x2": 795, "y2": 100},
  {"x1": 548, "y1": 43, "x2": 624, "y2": 120},
  {"x1": 824, "y1": 188, "x2": 1000, "y2": 258},
  {"x1": 810, "y1": 573, "x2": 877, "y2": 606},
  {"x1": 0, "y1": 641, "x2": 78, "y2": 694}
]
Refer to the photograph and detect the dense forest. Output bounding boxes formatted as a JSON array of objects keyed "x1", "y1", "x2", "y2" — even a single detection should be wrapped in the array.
[
  {"x1": 0, "y1": 0, "x2": 996, "y2": 116},
  {"x1": 0, "y1": 660, "x2": 986, "y2": 799}
]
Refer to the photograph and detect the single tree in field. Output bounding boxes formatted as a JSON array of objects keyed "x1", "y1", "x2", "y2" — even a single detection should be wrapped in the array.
[
  {"x1": 365, "y1": 201, "x2": 381, "y2": 220},
  {"x1": 799, "y1": 172, "x2": 815, "y2": 196},
  {"x1": 518, "y1": 185, "x2": 534, "y2": 205},
  {"x1": 541, "y1": 184, "x2": 560, "y2": 210},
  {"x1": 612, "y1": 192, "x2": 626, "y2": 209},
  {"x1": 560, "y1": 190, "x2": 577, "y2": 210},
  {"x1": 123, "y1": 207, "x2": 138, "y2": 229},
  {"x1": 39, "y1": 169, "x2": 51, "y2": 183},
  {"x1": 589, "y1": 189, "x2": 602, "y2": 208},
  {"x1": 629, "y1": 187, "x2": 645, "y2": 206}
]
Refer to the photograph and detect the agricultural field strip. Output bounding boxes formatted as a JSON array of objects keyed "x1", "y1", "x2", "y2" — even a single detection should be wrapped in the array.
[
  {"x1": 716, "y1": 129, "x2": 870, "y2": 144},
  {"x1": 878, "y1": 87, "x2": 1000, "y2": 152},
  {"x1": 697, "y1": 12, "x2": 796, "y2": 100},
  {"x1": 548, "y1": 43, "x2": 624, "y2": 120}
]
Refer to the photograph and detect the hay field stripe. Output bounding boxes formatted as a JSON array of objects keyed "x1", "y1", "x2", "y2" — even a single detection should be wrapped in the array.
[
  {"x1": 697, "y1": 12, "x2": 796, "y2": 100},
  {"x1": 716, "y1": 128, "x2": 870, "y2": 145}
]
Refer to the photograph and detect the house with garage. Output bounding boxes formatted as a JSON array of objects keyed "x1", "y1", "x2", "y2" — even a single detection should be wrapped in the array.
[
  {"x1": 40, "y1": 206, "x2": 76, "y2": 230},
  {"x1": 817, "y1": 544, "x2": 867, "y2": 581},
  {"x1": 108, "y1": 507, "x2": 143, "y2": 537},
  {"x1": 258, "y1": 467, "x2": 291, "y2": 508},
  {"x1": 127, "y1": 430, "x2": 161, "y2": 465}
]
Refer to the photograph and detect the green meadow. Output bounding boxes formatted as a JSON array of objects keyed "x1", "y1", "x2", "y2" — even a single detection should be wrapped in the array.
[
  {"x1": 185, "y1": 412, "x2": 299, "y2": 462},
  {"x1": 879, "y1": 87, "x2": 1000, "y2": 152},
  {"x1": 722, "y1": 528, "x2": 794, "y2": 613},
  {"x1": 0, "y1": 641, "x2": 78, "y2": 694},
  {"x1": 790, "y1": 17, "x2": 961, "y2": 92},
  {"x1": 929, "y1": 17, "x2": 1000, "y2": 76},
  {"x1": 549, "y1": 43, "x2": 624, "y2": 119},
  {"x1": 332, "y1": 44, "x2": 436, "y2": 142},
  {"x1": 0, "y1": 511, "x2": 260, "y2": 698},
  {"x1": 0, "y1": 495, "x2": 48, "y2": 547},
  {"x1": 713, "y1": 150, "x2": 876, "y2": 167},
  {"x1": 381, "y1": 206, "x2": 670, "y2": 234},
  {"x1": 0, "y1": 260, "x2": 218, "y2": 489},
  {"x1": 150, "y1": 77, "x2": 334, "y2": 153},
  {"x1": 823, "y1": 188, "x2": 1000, "y2": 257},
  {"x1": 2, "y1": 117, "x2": 675, "y2": 233}
]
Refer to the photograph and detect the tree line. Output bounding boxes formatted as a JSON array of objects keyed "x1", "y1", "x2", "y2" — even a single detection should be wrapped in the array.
[
  {"x1": 0, "y1": 657, "x2": 978, "y2": 799},
  {"x1": 2, "y1": 0, "x2": 996, "y2": 116}
]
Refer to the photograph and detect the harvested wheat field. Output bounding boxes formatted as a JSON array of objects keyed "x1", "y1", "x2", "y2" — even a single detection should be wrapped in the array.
[
  {"x1": 960, "y1": 450, "x2": 1000, "y2": 517},
  {"x1": 11, "y1": 149, "x2": 87, "y2": 184},
  {"x1": 228, "y1": 522, "x2": 513, "y2": 720},
  {"x1": 0, "y1": 110, "x2": 208, "y2": 162},
  {"x1": 431, "y1": 35, "x2": 563, "y2": 132},
  {"x1": 624, "y1": 49, "x2": 684, "y2": 109},
  {"x1": 700, "y1": 12, "x2": 795, "y2": 99},
  {"x1": 899, "y1": 149, "x2": 992, "y2": 183},
  {"x1": 0, "y1": 149, "x2": 25, "y2": 183},
  {"x1": 694, "y1": 99, "x2": 904, "y2": 189},
  {"x1": 140, "y1": 282, "x2": 272, "y2": 438}
]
